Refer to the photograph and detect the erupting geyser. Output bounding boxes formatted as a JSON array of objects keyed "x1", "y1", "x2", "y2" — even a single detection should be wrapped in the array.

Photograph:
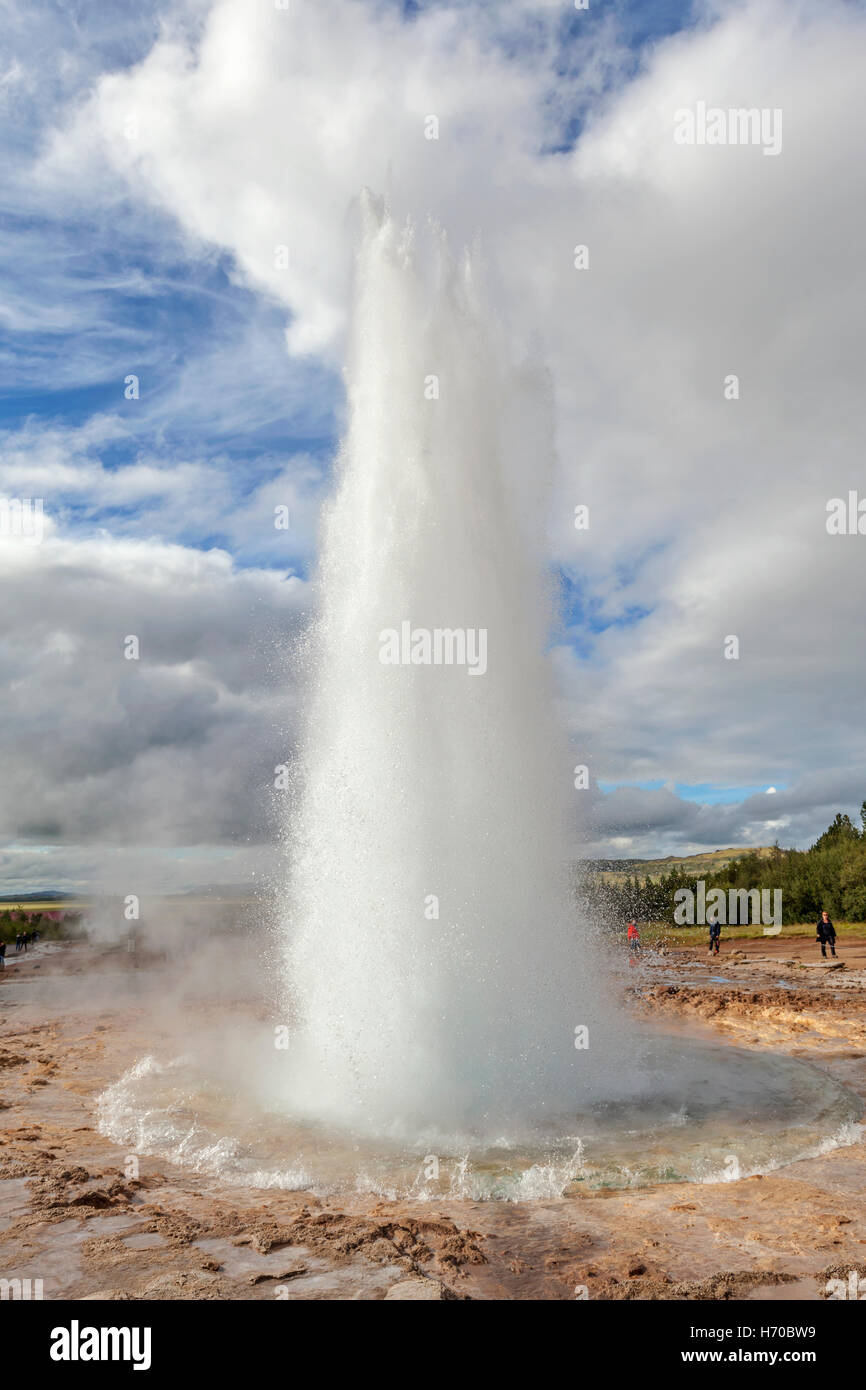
[
  {"x1": 279, "y1": 195, "x2": 627, "y2": 1137},
  {"x1": 96, "y1": 198, "x2": 862, "y2": 1201}
]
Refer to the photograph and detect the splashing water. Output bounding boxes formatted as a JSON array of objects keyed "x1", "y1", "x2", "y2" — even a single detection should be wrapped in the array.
[{"x1": 279, "y1": 196, "x2": 628, "y2": 1139}]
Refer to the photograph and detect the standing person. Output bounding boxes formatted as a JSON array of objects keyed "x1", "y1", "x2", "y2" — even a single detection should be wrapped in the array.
[
  {"x1": 14, "y1": 932, "x2": 22, "y2": 953},
  {"x1": 708, "y1": 920, "x2": 721, "y2": 956},
  {"x1": 815, "y1": 910, "x2": 837, "y2": 959},
  {"x1": 627, "y1": 920, "x2": 640, "y2": 957}
]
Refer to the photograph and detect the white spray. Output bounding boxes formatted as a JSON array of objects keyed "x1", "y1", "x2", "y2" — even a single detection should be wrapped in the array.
[{"x1": 280, "y1": 195, "x2": 625, "y2": 1140}]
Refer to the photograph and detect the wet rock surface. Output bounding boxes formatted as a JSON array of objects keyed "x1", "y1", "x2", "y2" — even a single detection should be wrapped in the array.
[{"x1": 1, "y1": 937, "x2": 864, "y2": 1301}]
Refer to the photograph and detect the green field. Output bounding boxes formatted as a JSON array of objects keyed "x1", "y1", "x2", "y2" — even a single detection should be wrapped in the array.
[
  {"x1": 0, "y1": 900, "x2": 88, "y2": 912},
  {"x1": 637, "y1": 919, "x2": 863, "y2": 948}
]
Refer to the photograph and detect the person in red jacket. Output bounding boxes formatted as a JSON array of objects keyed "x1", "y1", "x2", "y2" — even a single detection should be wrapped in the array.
[{"x1": 627, "y1": 920, "x2": 640, "y2": 957}]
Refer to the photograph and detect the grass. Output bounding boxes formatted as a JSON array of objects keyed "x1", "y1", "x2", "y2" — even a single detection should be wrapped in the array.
[
  {"x1": 0, "y1": 900, "x2": 89, "y2": 911},
  {"x1": 636, "y1": 920, "x2": 863, "y2": 948},
  {"x1": 0, "y1": 910, "x2": 85, "y2": 945}
]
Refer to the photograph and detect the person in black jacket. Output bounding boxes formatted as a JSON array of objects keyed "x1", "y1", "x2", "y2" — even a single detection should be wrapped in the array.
[{"x1": 816, "y1": 910, "x2": 837, "y2": 958}]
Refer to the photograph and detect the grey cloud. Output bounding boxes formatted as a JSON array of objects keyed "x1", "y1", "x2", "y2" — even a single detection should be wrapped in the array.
[{"x1": 0, "y1": 537, "x2": 308, "y2": 854}]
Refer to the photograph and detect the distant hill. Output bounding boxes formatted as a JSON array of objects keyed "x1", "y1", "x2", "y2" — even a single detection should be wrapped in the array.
[
  {"x1": 0, "y1": 890, "x2": 82, "y2": 904},
  {"x1": 170, "y1": 884, "x2": 256, "y2": 900},
  {"x1": 581, "y1": 847, "x2": 776, "y2": 886},
  {"x1": 0, "y1": 856, "x2": 779, "y2": 907},
  {"x1": 0, "y1": 886, "x2": 253, "y2": 906}
]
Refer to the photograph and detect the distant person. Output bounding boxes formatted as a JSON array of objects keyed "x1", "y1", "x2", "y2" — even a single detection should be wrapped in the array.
[
  {"x1": 815, "y1": 911, "x2": 837, "y2": 959},
  {"x1": 0, "y1": 941, "x2": 6, "y2": 970},
  {"x1": 708, "y1": 920, "x2": 721, "y2": 956},
  {"x1": 627, "y1": 920, "x2": 640, "y2": 957},
  {"x1": 14, "y1": 932, "x2": 22, "y2": 953}
]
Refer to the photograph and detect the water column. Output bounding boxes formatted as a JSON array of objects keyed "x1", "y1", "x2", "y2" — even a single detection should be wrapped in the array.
[{"x1": 281, "y1": 194, "x2": 623, "y2": 1139}]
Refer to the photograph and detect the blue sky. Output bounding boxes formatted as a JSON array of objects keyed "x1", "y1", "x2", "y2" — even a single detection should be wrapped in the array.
[
  {"x1": 2, "y1": 0, "x2": 697, "y2": 570},
  {"x1": 1, "y1": 173, "x2": 337, "y2": 571},
  {"x1": 598, "y1": 780, "x2": 785, "y2": 805}
]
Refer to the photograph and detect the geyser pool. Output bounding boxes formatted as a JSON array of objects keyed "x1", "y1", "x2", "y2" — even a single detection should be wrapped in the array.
[{"x1": 98, "y1": 1029, "x2": 862, "y2": 1199}]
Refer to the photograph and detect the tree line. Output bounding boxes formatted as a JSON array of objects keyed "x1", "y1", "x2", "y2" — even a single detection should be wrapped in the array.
[
  {"x1": 0, "y1": 908, "x2": 84, "y2": 942},
  {"x1": 580, "y1": 804, "x2": 866, "y2": 925}
]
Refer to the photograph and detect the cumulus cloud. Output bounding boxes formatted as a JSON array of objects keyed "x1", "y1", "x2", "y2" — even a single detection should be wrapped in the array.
[
  {"x1": 574, "y1": 770, "x2": 866, "y2": 860},
  {"x1": 0, "y1": 532, "x2": 306, "y2": 874}
]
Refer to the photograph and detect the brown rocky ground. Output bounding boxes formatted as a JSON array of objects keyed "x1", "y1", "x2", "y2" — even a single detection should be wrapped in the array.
[{"x1": 1, "y1": 936, "x2": 864, "y2": 1301}]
